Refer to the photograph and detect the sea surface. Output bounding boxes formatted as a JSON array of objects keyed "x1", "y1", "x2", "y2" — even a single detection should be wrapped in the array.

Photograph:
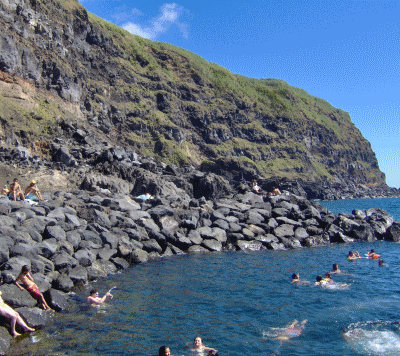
[{"x1": 8, "y1": 198, "x2": 400, "y2": 356}]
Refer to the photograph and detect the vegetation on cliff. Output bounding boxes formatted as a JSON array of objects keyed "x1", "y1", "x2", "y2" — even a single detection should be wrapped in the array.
[{"x1": 0, "y1": 0, "x2": 385, "y2": 185}]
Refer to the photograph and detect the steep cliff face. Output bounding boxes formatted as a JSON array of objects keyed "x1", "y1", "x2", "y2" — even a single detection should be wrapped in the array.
[{"x1": 0, "y1": 0, "x2": 386, "y2": 186}]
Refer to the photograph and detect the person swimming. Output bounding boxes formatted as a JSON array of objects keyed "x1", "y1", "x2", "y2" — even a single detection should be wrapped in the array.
[
  {"x1": 266, "y1": 319, "x2": 307, "y2": 341},
  {"x1": 314, "y1": 275, "x2": 328, "y2": 286},
  {"x1": 291, "y1": 273, "x2": 309, "y2": 285},
  {"x1": 86, "y1": 287, "x2": 115, "y2": 306},
  {"x1": 367, "y1": 249, "x2": 380, "y2": 260},
  {"x1": 331, "y1": 263, "x2": 341, "y2": 274},
  {"x1": 347, "y1": 251, "x2": 361, "y2": 261},
  {"x1": 323, "y1": 272, "x2": 335, "y2": 285},
  {"x1": 186, "y1": 336, "x2": 217, "y2": 353}
]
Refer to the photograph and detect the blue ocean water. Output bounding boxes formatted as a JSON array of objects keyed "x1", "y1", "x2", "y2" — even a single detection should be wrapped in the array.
[
  {"x1": 320, "y1": 197, "x2": 400, "y2": 222},
  {"x1": 8, "y1": 198, "x2": 400, "y2": 356}
]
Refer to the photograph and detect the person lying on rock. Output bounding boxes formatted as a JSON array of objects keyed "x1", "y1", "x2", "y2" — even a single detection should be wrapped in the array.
[
  {"x1": 9, "y1": 178, "x2": 25, "y2": 201},
  {"x1": 14, "y1": 265, "x2": 52, "y2": 310},
  {"x1": 136, "y1": 192, "x2": 153, "y2": 200},
  {"x1": 24, "y1": 180, "x2": 44, "y2": 201},
  {"x1": 0, "y1": 291, "x2": 35, "y2": 337},
  {"x1": 86, "y1": 288, "x2": 114, "y2": 306}
]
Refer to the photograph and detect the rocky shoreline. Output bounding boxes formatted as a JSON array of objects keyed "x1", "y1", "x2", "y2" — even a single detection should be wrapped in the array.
[{"x1": 1, "y1": 185, "x2": 400, "y2": 354}]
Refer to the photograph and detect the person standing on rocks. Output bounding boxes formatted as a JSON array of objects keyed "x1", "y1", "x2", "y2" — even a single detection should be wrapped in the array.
[
  {"x1": 0, "y1": 291, "x2": 35, "y2": 337},
  {"x1": 14, "y1": 265, "x2": 52, "y2": 310},
  {"x1": 9, "y1": 178, "x2": 25, "y2": 201}
]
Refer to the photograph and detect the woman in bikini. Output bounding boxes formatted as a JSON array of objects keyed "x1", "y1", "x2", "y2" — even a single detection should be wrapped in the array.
[{"x1": 14, "y1": 265, "x2": 52, "y2": 310}]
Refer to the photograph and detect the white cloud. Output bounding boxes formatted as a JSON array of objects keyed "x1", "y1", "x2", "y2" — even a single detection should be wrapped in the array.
[{"x1": 122, "y1": 3, "x2": 187, "y2": 40}]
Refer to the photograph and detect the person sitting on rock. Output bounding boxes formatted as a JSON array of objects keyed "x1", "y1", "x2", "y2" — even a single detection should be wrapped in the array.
[
  {"x1": 14, "y1": 265, "x2": 52, "y2": 310},
  {"x1": 1, "y1": 184, "x2": 9, "y2": 195},
  {"x1": 9, "y1": 178, "x2": 25, "y2": 201},
  {"x1": 0, "y1": 291, "x2": 35, "y2": 337},
  {"x1": 86, "y1": 288, "x2": 114, "y2": 306},
  {"x1": 268, "y1": 187, "x2": 281, "y2": 196},
  {"x1": 251, "y1": 180, "x2": 261, "y2": 193},
  {"x1": 25, "y1": 180, "x2": 44, "y2": 201}
]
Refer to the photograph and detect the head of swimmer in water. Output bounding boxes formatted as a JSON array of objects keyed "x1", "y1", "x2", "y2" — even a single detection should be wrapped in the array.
[
  {"x1": 378, "y1": 259, "x2": 384, "y2": 265},
  {"x1": 316, "y1": 275, "x2": 323, "y2": 282},
  {"x1": 333, "y1": 264, "x2": 339, "y2": 271},
  {"x1": 292, "y1": 273, "x2": 299, "y2": 280},
  {"x1": 324, "y1": 272, "x2": 331, "y2": 279},
  {"x1": 90, "y1": 289, "x2": 99, "y2": 297},
  {"x1": 159, "y1": 346, "x2": 170, "y2": 356},
  {"x1": 370, "y1": 249, "x2": 375, "y2": 253},
  {"x1": 194, "y1": 337, "x2": 203, "y2": 348}
]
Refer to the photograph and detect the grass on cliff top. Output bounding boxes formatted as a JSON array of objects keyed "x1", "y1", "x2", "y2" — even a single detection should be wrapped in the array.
[{"x1": 86, "y1": 9, "x2": 353, "y2": 131}]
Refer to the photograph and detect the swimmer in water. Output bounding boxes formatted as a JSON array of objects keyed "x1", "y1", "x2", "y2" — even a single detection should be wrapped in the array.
[
  {"x1": 378, "y1": 259, "x2": 387, "y2": 267},
  {"x1": 331, "y1": 263, "x2": 341, "y2": 274},
  {"x1": 291, "y1": 273, "x2": 300, "y2": 283},
  {"x1": 186, "y1": 336, "x2": 217, "y2": 353},
  {"x1": 323, "y1": 272, "x2": 335, "y2": 285},
  {"x1": 367, "y1": 249, "x2": 380, "y2": 260},
  {"x1": 275, "y1": 319, "x2": 308, "y2": 341},
  {"x1": 291, "y1": 273, "x2": 309, "y2": 285},
  {"x1": 347, "y1": 251, "x2": 361, "y2": 261},
  {"x1": 314, "y1": 275, "x2": 327, "y2": 286},
  {"x1": 158, "y1": 345, "x2": 171, "y2": 356},
  {"x1": 86, "y1": 288, "x2": 114, "y2": 306}
]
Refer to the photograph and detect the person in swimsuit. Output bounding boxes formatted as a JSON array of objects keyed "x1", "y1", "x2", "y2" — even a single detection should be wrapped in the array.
[
  {"x1": 331, "y1": 264, "x2": 341, "y2": 274},
  {"x1": 276, "y1": 319, "x2": 308, "y2": 340},
  {"x1": 1, "y1": 184, "x2": 9, "y2": 195},
  {"x1": 158, "y1": 345, "x2": 171, "y2": 356},
  {"x1": 24, "y1": 180, "x2": 44, "y2": 201},
  {"x1": 323, "y1": 272, "x2": 335, "y2": 285},
  {"x1": 14, "y1": 265, "x2": 52, "y2": 310},
  {"x1": 186, "y1": 336, "x2": 217, "y2": 353},
  {"x1": 0, "y1": 291, "x2": 35, "y2": 337},
  {"x1": 86, "y1": 288, "x2": 114, "y2": 306},
  {"x1": 9, "y1": 178, "x2": 25, "y2": 201},
  {"x1": 367, "y1": 249, "x2": 380, "y2": 260},
  {"x1": 314, "y1": 275, "x2": 328, "y2": 286}
]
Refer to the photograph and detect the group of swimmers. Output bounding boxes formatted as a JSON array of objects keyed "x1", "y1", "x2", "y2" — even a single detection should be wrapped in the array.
[
  {"x1": 1, "y1": 178, "x2": 44, "y2": 201},
  {"x1": 292, "y1": 248, "x2": 384, "y2": 288}
]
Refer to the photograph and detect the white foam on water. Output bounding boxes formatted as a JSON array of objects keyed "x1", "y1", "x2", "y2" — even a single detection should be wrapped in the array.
[{"x1": 345, "y1": 326, "x2": 400, "y2": 355}]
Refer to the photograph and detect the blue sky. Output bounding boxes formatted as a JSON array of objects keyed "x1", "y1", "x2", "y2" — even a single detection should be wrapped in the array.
[{"x1": 79, "y1": 0, "x2": 400, "y2": 188}]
